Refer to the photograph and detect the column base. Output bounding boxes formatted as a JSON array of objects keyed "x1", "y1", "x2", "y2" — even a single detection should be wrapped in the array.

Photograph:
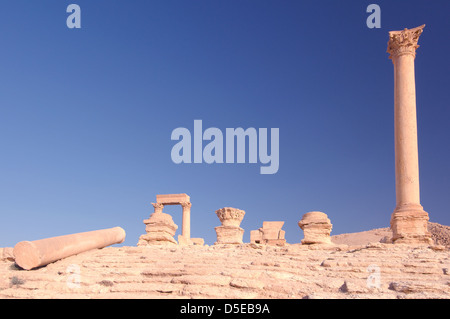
[
  {"x1": 178, "y1": 235, "x2": 205, "y2": 246},
  {"x1": 390, "y1": 204, "x2": 433, "y2": 245},
  {"x1": 137, "y1": 212, "x2": 178, "y2": 246},
  {"x1": 214, "y1": 226, "x2": 244, "y2": 245}
]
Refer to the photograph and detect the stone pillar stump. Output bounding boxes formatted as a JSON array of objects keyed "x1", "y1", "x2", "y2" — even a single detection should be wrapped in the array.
[
  {"x1": 214, "y1": 207, "x2": 245, "y2": 244},
  {"x1": 137, "y1": 203, "x2": 178, "y2": 246},
  {"x1": 298, "y1": 211, "x2": 332, "y2": 245}
]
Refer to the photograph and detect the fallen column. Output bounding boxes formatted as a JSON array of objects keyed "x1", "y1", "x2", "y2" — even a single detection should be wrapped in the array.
[{"x1": 13, "y1": 226, "x2": 126, "y2": 270}]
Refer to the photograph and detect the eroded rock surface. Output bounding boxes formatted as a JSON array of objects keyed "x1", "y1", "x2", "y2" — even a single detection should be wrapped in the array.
[{"x1": 1, "y1": 243, "x2": 448, "y2": 299}]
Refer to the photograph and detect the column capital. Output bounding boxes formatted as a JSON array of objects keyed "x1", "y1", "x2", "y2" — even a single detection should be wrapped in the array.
[
  {"x1": 387, "y1": 25, "x2": 425, "y2": 60},
  {"x1": 151, "y1": 202, "x2": 164, "y2": 213},
  {"x1": 180, "y1": 202, "x2": 192, "y2": 209}
]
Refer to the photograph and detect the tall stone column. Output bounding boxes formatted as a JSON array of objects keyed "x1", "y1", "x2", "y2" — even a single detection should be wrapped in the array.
[
  {"x1": 181, "y1": 202, "x2": 192, "y2": 239},
  {"x1": 387, "y1": 25, "x2": 432, "y2": 244}
]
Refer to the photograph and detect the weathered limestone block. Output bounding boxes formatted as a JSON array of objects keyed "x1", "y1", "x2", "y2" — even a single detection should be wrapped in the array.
[
  {"x1": 13, "y1": 227, "x2": 126, "y2": 270},
  {"x1": 156, "y1": 193, "x2": 190, "y2": 205},
  {"x1": 390, "y1": 209, "x2": 432, "y2": 244},
  {"x1": 215, "y1": 207, "x2": 245, "y2": 244},
  {"x1": 177, "y1": 235, "x2": 190, "y2": 246},
  {"x1": 250, "y1": 230, "x2": 263, "y2": 243},
  {"x1": 250, "y1": 221, "x2": 286, "y2": 246},
  {"x1": 178, "y1": 235, "x2": 205, "y2": 246},
  {"x1": 1, "y1": 247, "x2": 15, "y2": 261},
  {"x1": 191, "y1": 238, "x2": 205, "y2": 246},
  {"x1": 298, "y1": 212, "x2": 333, "y2": 245},
  {"x1": 138, "y1": 209, "x2": 178, "y2": 246},
  {"x1": 215, "y1": 226, "x2": 245, "y2": 244}
]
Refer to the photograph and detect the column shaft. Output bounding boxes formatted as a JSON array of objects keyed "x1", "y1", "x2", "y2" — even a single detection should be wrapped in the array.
[
  {"x1": 14, "y1": 227, "x2": 126, "y2": 270},
  {"x1": 181, "y1": 203, "x2": 191, "y2": 239},
  {"x1": 393, "y1": 54, "x2": 421, "y2": 208}
]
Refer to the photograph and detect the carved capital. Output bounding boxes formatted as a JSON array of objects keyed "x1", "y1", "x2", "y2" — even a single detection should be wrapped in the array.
[
  {"x1": 387, "y1": 25, "x2": 425, "y2": 59},
  {"x1": 151, "y1": 202, "x2": 164, "y2": 213},
  {"x1": 215, "y1": 207, "x2": 245, "y2": 227},
  {"x1": 180, "y1": 202, "x2": 192, "y2": 209}
]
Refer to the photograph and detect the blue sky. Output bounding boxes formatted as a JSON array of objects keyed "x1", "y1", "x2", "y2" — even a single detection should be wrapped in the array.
[{"x1": 0, "y1": 1, "x2": 449, "y2": 247}]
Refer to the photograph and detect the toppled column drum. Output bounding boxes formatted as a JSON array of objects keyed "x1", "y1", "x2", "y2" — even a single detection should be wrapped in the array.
[{"x1": 14, "y1": 227, "x2": 126, "y2": 270}]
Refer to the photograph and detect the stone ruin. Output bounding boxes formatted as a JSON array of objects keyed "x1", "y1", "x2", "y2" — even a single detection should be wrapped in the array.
[
  {"x1": 135, "y1": 25, "x2": 434, "y2": 249},
  {"x1": 250, "y1": 221, "x2": 286, "y2": 246},
  {"x1": 298, "y1": 211, "x2": 333, "y2": 245},
  {"x1": 137, "y1": 202, "x2": 334, "y2": 247},
  {"x1": 387, "y1": 25, "x2": 432, "y2": 245},
  {"x1": 137, "y1": 194, "x2": 204, "y2": 246},
  {"x1": 214, "y1": 207, "x2": 246, "y2": 244},
  {"x1": 13, "y1": 227, "x2": 126, "y2": 270},
  {"x1": 137, "y1": 202, "x2": 178, "y2": 246},
  {"x1": 3, "y1": 25, "x2": 439, "y2": 272}
]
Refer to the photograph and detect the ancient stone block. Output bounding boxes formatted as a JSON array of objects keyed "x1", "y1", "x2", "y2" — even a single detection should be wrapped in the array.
[
  {"x1": 250, "y1": 221, "x2": 286, "y2": 246},
  {"x1": 215, "y1": 226, "x2": 245, "y2": 244},
  {"x1": 156, "y1": 194, "x2": 190, "y2": 205},
  {"x1": 214, "y1": 208, "x2": 245, "y2": 245},
  {"x1": 298, "y1": 211, "x2": 332, "y2": 245},
  {"x1": 1, "y1": 247, "x2": 14, "y2": 261},
  {"x1": 138, "y1": 211, "x2": 178, "y2": 246},
  {"x1": 178, "y1": 235, "x2": 205, "y2": 246}
]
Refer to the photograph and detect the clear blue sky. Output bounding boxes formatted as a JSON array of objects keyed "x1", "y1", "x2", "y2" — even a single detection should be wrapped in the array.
[{"x1": 0, "y1": 1, "x2": 449, "y2": 246}]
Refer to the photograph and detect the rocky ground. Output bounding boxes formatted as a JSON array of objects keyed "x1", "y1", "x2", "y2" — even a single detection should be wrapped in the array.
[
  {"x1": 0, "y1": 241, "x2": 449, "y2": 299},
  {"x1": 1, "y1": 221, "x2": 449, "y2": 299},
  {"x1": 331, "y1": 222, "x2": 450, "y2": 247}
]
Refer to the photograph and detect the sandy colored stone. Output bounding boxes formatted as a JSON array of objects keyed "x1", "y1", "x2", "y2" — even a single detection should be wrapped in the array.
[
  {"x1": 214, "y1": 208, "x2": 245, "y2": 245},
  {"x1": 177, "y1": 235, "x2": 190, "y2": 246},
  {"x1": 1, "y1": 223, "x2": 449, "y2": 299},
  {"x1": 298, "y1": 212, "x2": 333, "y2": 245},
  {"x1": 190, "y1": 238, "x2": 205, "y2": 246},
  {"x1": 387, "y1": 25, "x2": 433, "y2": 245},
  {"x1": 13, "y1": 227, "x2": 125, "y2": 270},
  {"x1": 215, "y1": 226, "x2": 244, "y2": 244},
  {"x1": 251, "y1": 221, "x2": 286, "y2": 246},
  {"x1": 155, "y1": 194, "x2": 192, "y2": 240},
  {"x1": 156, "y1": 194, "x2": 190, "y2": 205},
  {"x1": 1, "y1": 247, "x2": 14, "y2": 261},
  {"x1": 331, "y1": 222, "x2": 450, "y2": 248},
  {"x1": 230, "y1": 278, "x2": 265, "y2": 290},
  {"x1": 177, "y1": 235, "x2": 204, "y2": 246},
  {"x1": 138, "y1": 211, "x2": 178, "y2": 246},
  {"x1": 215, "y1": 207, "x2": 245, "y2": 227},
  {"x1": 0, "y1": 238, "x2": 449, "y2": 299}
]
